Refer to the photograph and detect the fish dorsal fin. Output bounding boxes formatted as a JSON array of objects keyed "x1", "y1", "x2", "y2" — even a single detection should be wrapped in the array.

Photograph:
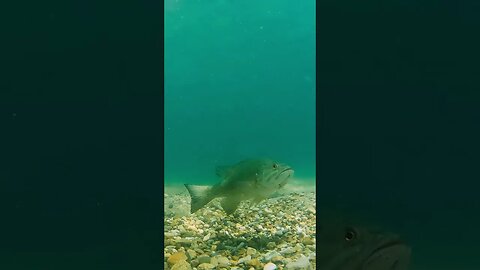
[{"x1": 215, "y1": 165, "x2": 233, "y2": 179}]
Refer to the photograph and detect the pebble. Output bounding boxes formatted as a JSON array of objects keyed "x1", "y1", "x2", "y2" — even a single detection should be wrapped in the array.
[
  {"x1": 191, "y1": 259, "x2": 199, "y2": 267},
  {"x1": 197, "y1": 263, "x2": 215, "y2": 270},
  {"x1": 167, "y1": 252, "x2": 187, "y2": 266},
  {"x1": 294, "y1": 243, "x2": 304, "y2": 252},
  {"x1": 248, "y1": 258, "x2": 261, "y2": 268},
  {"x1": 264, "y1": 262, "x2": 277, "y2": 270},
  {"x1": 198, "y1": 255, "x2": 211, "y2": 264},
  {"x1": 285, "y1": 255, "x2": 311, "y2": 270},
  {"x1": 301, "y1": 237, "x2": 314, "y2": 245},
  {"x1": 164, "y1": 190, "x2": 316, "y2": 269},
  {"x1": 176, "y1": 238, "x2": 193, "y2": 245},
  {"x1": 186, "y1": 249, "x2": 197, "y2": 259},
  {"x1": 165, "y1": 245, "x2": 177, "y2": 252},
  {"x1": 203, "y1": 233, "x2": 211, "y2": 241},
  {"x1": 238, "y1": 255, "x2": 251, "y2": 264},
  {"x1": 263, "y1": 251, "x2": 281, "y2": 262},
  {"x1": 280, "y1": 247, "x2": 295, "y2": 254},
  {"x1": 171, "y1": 260, "x2": 192, "y2": 270},
  {"x1": 165, "y1": 232, "x2": 176, "y2": 238},
  {"x1": 271, "y1": 255, "x2": 284, "y2": 263},
  {"x1": 246, "y1": 247, "x2": 257, "y2": 256},
  {"x1": 266, "y1": 242, "x2": 276, "y2": 249},
  {"x1": 217, "y1": 256, "x2": 230, "y2": 267},
  {"x1": 210, "y1": 257, "x2": 218, "y2": 267}
]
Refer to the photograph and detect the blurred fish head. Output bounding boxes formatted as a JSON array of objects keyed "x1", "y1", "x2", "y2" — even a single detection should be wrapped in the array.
[
  {"x1": 255, "y1": 159, "x2": 294, "y2": 190},
  {"x1": 317, "y1": 215, "x2": 411, "y2": 270},
  {"x1": 362, "y1": 232, "x2": 411, "y2": 270}
]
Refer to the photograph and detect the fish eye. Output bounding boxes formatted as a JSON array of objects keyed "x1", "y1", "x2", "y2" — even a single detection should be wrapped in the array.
[
  {"x1": 345, "y1": 228, "x2": 357, "y2": 241},
  {"x1": 273, "y1": 163, "x2": 278, "y2": 169}
]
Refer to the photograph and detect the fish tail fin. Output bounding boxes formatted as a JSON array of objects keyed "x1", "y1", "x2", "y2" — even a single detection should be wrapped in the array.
[{"x1": 184, "y1": 184, "x2": 213, "y2": 213}]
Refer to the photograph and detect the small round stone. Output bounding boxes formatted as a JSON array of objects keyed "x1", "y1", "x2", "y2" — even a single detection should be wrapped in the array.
[
  {"x1": 186, "y1": 249, "x2": 197, "y2": 259},
  {"x1": 246, "y1": 247, "x2": 257, "y2": 256},
  {"x1": 168, "y1": 252, "x2": 187, "y2": 266},
  {"x1": 247, "y1": 258, "x2": 261, "y2": 268},
  {"x1": 266, "y1": 242, "x2": 276, "y2": 249},
  {"x1": 197, "y1": 263, "x2": 215, "y2": 270},
  {"x1": 197, "y1": 254, "x2": 211, "y2": 264},
  {"x1": 302, "y1": 237, "x2": 315, "y2": 245},
  {"x1": 271, "y1": 255, "x2": 284, "y2": 263},
  {"x1": 171, "y1": 260, "x2": 192, "y2": 270},
  {"x1": 264, "y1": 262, "x2": 277, "y2": 270},
  {"x1": 217, "y1": 256, "x2": 230, "y2": 267}
]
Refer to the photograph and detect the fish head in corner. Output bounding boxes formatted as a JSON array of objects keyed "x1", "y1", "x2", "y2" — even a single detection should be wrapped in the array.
[{"x1": 317, "y1": 213, "x2": 411, "y2": 270}]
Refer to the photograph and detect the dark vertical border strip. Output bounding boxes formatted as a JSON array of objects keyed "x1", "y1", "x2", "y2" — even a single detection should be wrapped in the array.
[
  {"x1": 1, "y1": 0, "x2": 165, "y2": 269},
  {"x1": 315, "y1": 0, "x2": 320, "y2": 267}
]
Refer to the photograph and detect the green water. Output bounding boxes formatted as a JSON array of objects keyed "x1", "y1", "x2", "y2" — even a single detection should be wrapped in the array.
[{"x1": 164, "y1": 0, "x2": 316, "y2": 186}]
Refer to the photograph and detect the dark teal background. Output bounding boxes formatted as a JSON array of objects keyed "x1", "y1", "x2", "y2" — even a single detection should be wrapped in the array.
[
  {"x1": 317, "y1": 1, "x2": 480, "y2": 269},
  {"x1": 2, "y1": 0, "x2": 163, "y2": 269}
]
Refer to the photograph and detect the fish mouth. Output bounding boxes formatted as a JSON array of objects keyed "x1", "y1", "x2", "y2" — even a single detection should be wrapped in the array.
[
  {"x1": 277, "y1": 167, "x2": 294, "y2": 180},
  {"x1": 274, "y1": 167, "x2": 293, "y2": 188},
  {"x1": 362, "y1": 240, "x2": 411, "y2": 270},
  {"x1": 279, "y1": 167, "x2": 294, "y2": 175}
]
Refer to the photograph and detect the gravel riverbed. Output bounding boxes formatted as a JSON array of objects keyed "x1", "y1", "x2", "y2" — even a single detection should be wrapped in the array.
[{"x1": 164, "y1": 188, "x2": 316, "y2": 270}]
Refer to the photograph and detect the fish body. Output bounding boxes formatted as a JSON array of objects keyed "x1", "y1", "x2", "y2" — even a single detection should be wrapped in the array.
[
  {"x1": 317, "y1": 212, "x2": 411, "y2": 270},
  {"x1": 184, "y1": 158, "x2": 294, "y2": 214}
]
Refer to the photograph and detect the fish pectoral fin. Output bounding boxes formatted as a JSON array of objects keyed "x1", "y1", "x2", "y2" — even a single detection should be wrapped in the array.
[
  {"x1": 221, "y1": 197, "x2": 242, "y2": 215},
  {"x1": 184, "y1": 184, "x2": 213, "y2": 213}
]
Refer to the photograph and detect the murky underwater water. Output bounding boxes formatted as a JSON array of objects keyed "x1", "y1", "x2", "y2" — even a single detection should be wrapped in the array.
[{"x1": 165, "y1": 0, "x2": 316, "y2": 268}]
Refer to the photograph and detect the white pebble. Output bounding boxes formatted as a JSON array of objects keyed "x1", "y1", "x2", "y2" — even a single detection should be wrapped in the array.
[
  {"x1": 286, "y1": 255, "x2": 311, "y2": 269},
  {"x1": 264, "y1": 262, "x2": 277, "y2": 270},
  {"x1": 203, "y1": 233, "x2": 211, "y2": 241}
]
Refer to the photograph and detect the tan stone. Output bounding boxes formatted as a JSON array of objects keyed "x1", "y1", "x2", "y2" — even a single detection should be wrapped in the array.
[
  {"x1": 168, "y1": 252, "x2": 188, "y2": 266},
  {"x1": 271, "y1": 255, "x2": 284, "y2": 263},
  {"x1": 302, "y1": 237, "x2": 315, "y2": 245},
  {"x1": 198, "y1": 263, "x2": 215, "y2": 270},
  {"x1": 186, "y1": 249, "x2": 197, "y2": 260},
  {"x1": 247, "y1": 258, "x2": 261, "y2": 268},
  {"x1": 171, "y1": 260, "x2": 192, "y2": 270}
]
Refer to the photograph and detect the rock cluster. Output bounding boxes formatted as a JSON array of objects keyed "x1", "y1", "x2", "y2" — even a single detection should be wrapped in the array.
[{"x1": 164, "y1": 190, "x2": 316, "y2": 270}]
